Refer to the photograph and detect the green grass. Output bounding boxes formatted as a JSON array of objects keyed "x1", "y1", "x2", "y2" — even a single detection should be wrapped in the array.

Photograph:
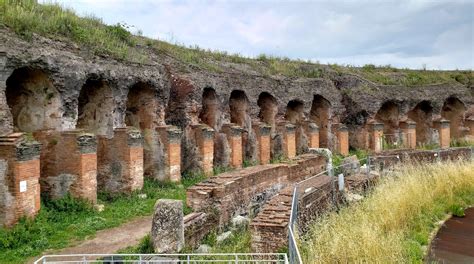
[
  {"x1": 1, "y1": 1, "x2": 471, "y2": 83},
  {"x1": 0, "y1": 176, "x2": 205, "y2": 264},
  {"x1": 450, "y1": 138, "x2": 474, "y2": 148},
  {"x1": 301, "y1": 161, "x2": 474, "y2": 263}
]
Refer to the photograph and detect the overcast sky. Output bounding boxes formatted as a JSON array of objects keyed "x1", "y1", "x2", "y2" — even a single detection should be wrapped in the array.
[{"x1": 45, "y1": 0, "x2": 473, "y2": 70}]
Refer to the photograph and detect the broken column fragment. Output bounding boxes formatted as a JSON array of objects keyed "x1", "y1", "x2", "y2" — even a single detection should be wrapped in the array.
[{"x1": 151, "y1": 199, "x2": 184, "y2": 253}]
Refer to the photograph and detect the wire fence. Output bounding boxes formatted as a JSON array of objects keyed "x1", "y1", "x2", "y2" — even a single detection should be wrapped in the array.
[
  {"x1": 287, "y1": 146, "x2": 474, "y2": 264},
  {"x1": 34, "y1": 253, "x2": 289, "y2": 264}
]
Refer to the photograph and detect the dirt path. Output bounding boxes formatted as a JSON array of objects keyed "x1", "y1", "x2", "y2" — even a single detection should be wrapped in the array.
[{"x1": 30, "y1": 215, "x2": 153, "y2": 263}]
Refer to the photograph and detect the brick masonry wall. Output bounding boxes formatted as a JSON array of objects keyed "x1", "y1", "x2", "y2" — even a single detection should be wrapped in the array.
[
  {"x1": 186, "y1": 154, "x2": 326, "y2": 227},
  {"x1": 0, "y1": 133, "x2": 41, "y2": 227},
  {"x1": 97, "y1": 128, "x2": 144, "y2": 194}
]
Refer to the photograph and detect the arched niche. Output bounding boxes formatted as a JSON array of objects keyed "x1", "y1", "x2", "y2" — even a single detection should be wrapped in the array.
[
  {"x1": 375, "y1": 101, "x2": 400, "y2": 136},
  {"x1": 407, "y1": 100, "x2": 433, "y2": 144},
  {"x1": 285, "y1": 99, "x2": 305, "y2": 124},
  {"x1": 76, "y1": 79, "x2": 114, "y2": 135},
  {"x1": 125, "y1": 82, "x2": 160, "y2": 130},
  {"x1": 6, "y1": 67, "x2": 63, "y2": 132},
  {"x1": 310, "y1": 95, "x2": 331, "y2": 147},
  {"x1": 199, "y1": 87, "x2": 220, "y2": 129},
  {"x1": 229, "y1": 90, "x2": 249, "y2": 127},
  {"x1": 441, "y1": 97, "x2": 466, "y2": 139},
  {"x1": 257, "y1": 92, "x2": 278, "y2": 127}
]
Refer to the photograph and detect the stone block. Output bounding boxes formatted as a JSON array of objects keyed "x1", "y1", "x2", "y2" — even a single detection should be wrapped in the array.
[{"x1": 151, "y1": 199, "x2": 184, "y2": 253}]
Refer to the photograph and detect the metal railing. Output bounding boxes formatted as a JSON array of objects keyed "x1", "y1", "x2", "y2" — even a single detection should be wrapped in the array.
[{"x1": 34, "y1": 253, "x2": 289, "y2": 264}]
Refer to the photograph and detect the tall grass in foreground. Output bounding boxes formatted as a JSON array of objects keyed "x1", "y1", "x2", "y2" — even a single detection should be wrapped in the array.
[{"x1": 301, "y1": 161, "x2": 474, "y2": 263}]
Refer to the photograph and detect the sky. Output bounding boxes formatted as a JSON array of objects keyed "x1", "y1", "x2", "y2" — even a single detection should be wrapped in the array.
[{"x1": 44, "y1": 0, "x2": 473, "y2": 70}]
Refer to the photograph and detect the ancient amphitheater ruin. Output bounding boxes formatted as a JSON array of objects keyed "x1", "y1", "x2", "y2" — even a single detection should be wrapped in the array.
[{"x1": 0, "y1": 24, "x2": 473, "y2": 258}]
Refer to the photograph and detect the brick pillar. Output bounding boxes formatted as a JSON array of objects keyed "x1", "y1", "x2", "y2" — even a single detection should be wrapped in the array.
[
  {"x1": 434, "y1": 119, "x2": 450, "y2": 149},
  {"x1": 466, "y1": 117, "x2": 474, "y2": 136},
  {"x1": 0, "y1": 133, "x2": 41, "y2": 227},
  {"x1": 336, "y1": 125, "x2": 349, "y2": 156},
  {"x1": 278, "y1": 122, "x2": 296, "y2": 159},
  {"x1": 97, "y1": 128, "x2": 144, "y2": 193},
  {"x1": 193, "y1": 124, "x2": 215, "y2": 176},
  {"x1": 222, "y1": 124, "x2": 243, "y2": 168},
  {"x1": 369, "y1": 122, "x2": 384, "y2": 153},
  {"x1": 400, "y1": 120, "x2": 417, "y2": 149},
  {"x1": 305, "y1": 122, "x2": 319, "y2": 149},
  {"x1": 157, "y1": 126, "x2": 183, "y2": 182},
  {"x1": 253, "y1": 122, "x2": 271, "y2": 165}
]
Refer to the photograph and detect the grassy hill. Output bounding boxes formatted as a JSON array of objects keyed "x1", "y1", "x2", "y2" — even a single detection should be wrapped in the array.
[{"x1": 1, "y1": 0, "x2": 472, "y2": 86}]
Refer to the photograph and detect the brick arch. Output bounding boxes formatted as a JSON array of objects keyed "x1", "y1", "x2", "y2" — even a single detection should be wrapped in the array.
[
  {"x1": 310, "y1": 95, "x2": 331, "y2": 148},
  {"x1": 441, "y1": 96, "x2": 466, "y2": 139},
  {"x1": 125, "y1": 82, "x2": 161, "y2": 130},
  {"x1": 77, "y1": 78, "x2": 114, "y2": 136},
  {"x1": 408, "y1": 100, "x2": 433, "y2": 144},
  {"x1": 257, "y1": 92, "x2": 278, "y2": 127},
  {"x1": 199, "y1": 87, "x2": 220, "y2": 129},
  {"x1": 6, "y1": 67, "x2": 63, "y2": 132},
  {"x1": 375, "y1": 101, "x2": 400, "y2": 136},
  {"x1": 285, "y1": 99, "x2": 305, "y2": 123},
  {"x1": 229, "y1": 90, "x2": 249, "y2": 127}
]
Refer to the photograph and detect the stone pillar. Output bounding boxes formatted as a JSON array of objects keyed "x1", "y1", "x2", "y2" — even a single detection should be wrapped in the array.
[
  {"x1": 222, "y1": 124, "x2": 243, "y2": 168},
  {"x1": 369, "y1": 122, "x2": 384, "y2": 153},
  {"x1": 253, "y1": 122, "x2": 271, "y2": 165},
  {"x1": 157, "y1": 126, "x2": 183, "y2": 182},
  {"x1": 434, "y1": 119, "x2": 450, "y2": 149},
  {"x1": 336, "y1": 125, "x2": 349, "y2": 156},
  {"x1": 33, "y1": 130, "x2": 97, "y2": 203},
  {"x1": 400, "y1": 120, "x2": 417, "y2": 149},
  {"x1": 305, "y1": 122, "x2": 319, "y2": 149},
  {"x1": 466, "y1": 117, "x2": 474, "y2": 136},
  {"x1": 193, "y1": 124, "x2": 215, "y2": 176},
  {"x1": 0, "y1": 133, "x2": 41, "y2": 227},
  {"x1": 278, "y1": 122, "x2": 296, "y2": 159},
  {"x1": 97, "y1": 128, "x2": 144, "y2": 194},
  {"x1": 151, "y1": 199, "x2": 184, "y2": 253}
]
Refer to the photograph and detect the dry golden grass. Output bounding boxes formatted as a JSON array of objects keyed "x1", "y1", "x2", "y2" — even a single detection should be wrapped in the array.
[{"x1": 301, "y1": 160, "x2": 474, "y2": 263}]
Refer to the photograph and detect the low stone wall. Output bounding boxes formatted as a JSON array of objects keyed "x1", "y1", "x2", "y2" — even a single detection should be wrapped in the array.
[
  {"x1": 184, "y1": 211, "x2": 218, "y2": 249},
  {"x1": 371, "y1": 147, "x2": 472, "y2": 169},
  {"x1": 186, "y1": 154, "x2": 326, "y2": 227}
]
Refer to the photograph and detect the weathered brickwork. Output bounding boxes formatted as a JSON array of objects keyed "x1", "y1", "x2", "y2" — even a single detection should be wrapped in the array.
[
  {"x1": 193, "y1": 124, "x2": 215, "y2": 176},
  {"x1": 186, "y1": 154, "x2": 326, "y2": 226},
  {"x1": 305, "y1": 122, "x2": 319, "y2": 149},
  {"x1": 222, "y1": 124, "x2": 243, "y2": 168},
  {"x1": 157, "y1": 125, "x2": 183, "y2": 182},
  {"x1": 278, "y1": 122, "x2": 296, "y2": 159},
  {"x1": 434, "y1": 119, "x2": 451, "y2": 149},
  {"x1": 333, "y1": 124, "x2": 349, "y2": 156},
  {"x1": 0, "y1": 133, "x2": 41, "y2": 227},
  {"x1": 400, "y1": 120, "x2": 417, "y2": 149},
  {"x1": 250, "y1": 174, "x2": 333, "y2": 252},
  {"x1": 369, "y1": 121, "x2": 384, "y2": 153},
  {"x1": 33, "y1": 130, "x2": 97, "y2": 202},
  {"x1": 253, "y1": 122, "x2": 271, "y2": 165},
  {"x1": 97, "y1": 128, "x2": 144, "y2": 194}
]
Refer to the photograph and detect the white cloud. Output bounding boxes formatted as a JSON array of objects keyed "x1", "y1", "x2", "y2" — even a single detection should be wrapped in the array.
[{"x1": 41, "y1": 0, "x2": 473, "y2": 70}]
